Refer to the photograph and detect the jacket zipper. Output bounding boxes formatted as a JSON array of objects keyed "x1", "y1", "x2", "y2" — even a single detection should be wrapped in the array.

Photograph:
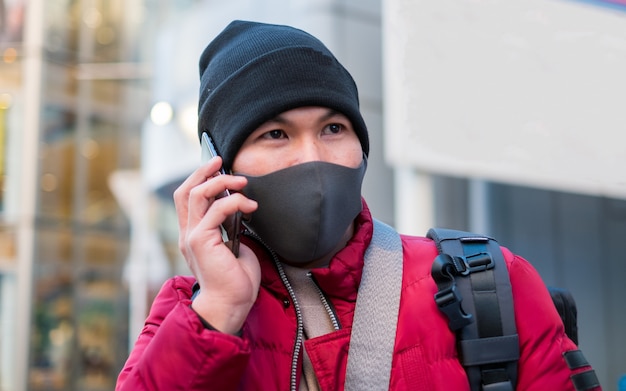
[
  {"x1": 307, "y1": 272, "x2": 341, "y2": 330},
  {"x1": 274, "y1": 261, "x2": 304, "y2": 391},
  {"x1": 245, "y1": 229, "x2": 342, "y2": 391},
  {"x1": 245, "y1": 230, "x2": 304, "y2": 391}
]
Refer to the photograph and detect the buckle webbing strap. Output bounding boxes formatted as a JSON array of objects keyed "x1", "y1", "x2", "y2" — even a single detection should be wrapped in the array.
[
  {"x1": 564, "y1": 350, "x2": 600, "y2": 391},
  {"x1": 459, "y1": 335, "x2": 520, "y2": 366},
  {"x1": 429, "y1": 228, "x2": 519, "y2": 391},
  {"x1": 564, "y1": 350, "x2": 591, "y2": 370},
  {"x1": 571, "y1": 369, "x2": 601, "y2": 391}
]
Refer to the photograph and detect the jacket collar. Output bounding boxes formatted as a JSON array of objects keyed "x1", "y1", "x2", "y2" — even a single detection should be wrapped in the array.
[{"x1": 250, "y1": 199, "x2": 374, "y2": 300}]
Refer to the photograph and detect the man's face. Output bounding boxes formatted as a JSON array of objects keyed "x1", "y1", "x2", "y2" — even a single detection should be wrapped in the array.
[{"x1": 232, "y1": 106, "x2": 363, "y2": 176}]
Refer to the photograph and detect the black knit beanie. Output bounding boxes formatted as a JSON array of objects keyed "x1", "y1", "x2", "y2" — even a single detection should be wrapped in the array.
[{"x1": 197, "y1": 20, "x2": 369, "y2": 171}]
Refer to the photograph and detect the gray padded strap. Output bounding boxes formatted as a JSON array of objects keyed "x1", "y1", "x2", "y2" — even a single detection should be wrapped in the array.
[{"x1": 345, "y1": 219, "x2": 403, "y2": 391}]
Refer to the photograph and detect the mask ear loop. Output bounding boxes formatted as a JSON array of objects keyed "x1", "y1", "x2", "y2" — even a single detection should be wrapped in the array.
[{"x1": 360, "y1": 153, "x2": 368, "y2": 171}]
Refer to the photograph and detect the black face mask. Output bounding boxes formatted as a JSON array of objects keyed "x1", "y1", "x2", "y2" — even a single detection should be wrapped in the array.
[{"x1": 240, "y1": 159, "x2": 367, "y2": 263}]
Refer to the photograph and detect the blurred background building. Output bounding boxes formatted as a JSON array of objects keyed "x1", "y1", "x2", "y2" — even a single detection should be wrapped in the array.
[{"x1": 0, "y1": 0, "x2": 624, "y2": 390}]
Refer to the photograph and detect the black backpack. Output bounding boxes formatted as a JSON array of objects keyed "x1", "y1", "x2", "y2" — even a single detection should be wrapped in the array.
[{"x1": 428, "y1": 228, "x2": 598, "y2": 391}]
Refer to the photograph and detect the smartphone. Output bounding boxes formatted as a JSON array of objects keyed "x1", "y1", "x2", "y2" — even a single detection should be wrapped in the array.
[{"x1": 201, "y1": 132, "x2": 242, "y2": 257}]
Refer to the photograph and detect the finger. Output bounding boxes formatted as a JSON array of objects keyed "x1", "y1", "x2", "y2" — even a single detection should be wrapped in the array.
[
  {"x1": 173, "y1": 156, "x2": 225, "y2": 228},
  {"x1": 175, "y1": 156, "x2": 224, "y2": 200},
  {"x1": 198, "y1": 192, "x2": 257, "y2": 234},
  {"x1": 186, "y1": 174, "x2": 251, "y2": 229},
  {"x1": 185, "y1": 192, "x2": 257, "y2": 254}
]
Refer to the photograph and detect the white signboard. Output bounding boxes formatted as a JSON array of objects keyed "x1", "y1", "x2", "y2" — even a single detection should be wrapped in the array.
[{"x1": 384, "y1": 0, "x2": 626, "y2": 199}]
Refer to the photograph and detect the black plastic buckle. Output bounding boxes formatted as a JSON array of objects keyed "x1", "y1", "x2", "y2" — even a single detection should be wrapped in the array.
[
  {"x1": 434, "y1": 284, "x2": 473, "y2": 331},
  {"x1": 457, "y1": 252, "x2": 495, "y2": 276}
]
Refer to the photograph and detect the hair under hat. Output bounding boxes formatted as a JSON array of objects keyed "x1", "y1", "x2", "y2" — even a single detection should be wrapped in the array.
[{"x1": 197, "y1": 20, "x2": 369, "y2": 171}]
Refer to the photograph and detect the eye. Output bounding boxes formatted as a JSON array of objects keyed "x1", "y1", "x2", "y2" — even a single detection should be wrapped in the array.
[
  {"x1": 325, "y1": 123, "x2": 344, "y2": 135},
  {"x1": 261, "y1": 129, "x2": 286, "y2": 140}
]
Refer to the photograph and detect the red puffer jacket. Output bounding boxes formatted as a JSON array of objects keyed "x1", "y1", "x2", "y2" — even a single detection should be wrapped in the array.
[{"x1": 116, "y1": 203, "x2": 599, "y2": 391}]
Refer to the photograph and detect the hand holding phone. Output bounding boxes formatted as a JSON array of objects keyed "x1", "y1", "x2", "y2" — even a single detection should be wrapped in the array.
[{"x1": 201, "y1": 132, "x2": 243, "y2": 257}]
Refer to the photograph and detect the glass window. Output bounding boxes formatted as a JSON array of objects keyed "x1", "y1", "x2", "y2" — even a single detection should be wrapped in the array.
[{"x1": 27, "y1": 0, "x2": 146, "y2": 389}]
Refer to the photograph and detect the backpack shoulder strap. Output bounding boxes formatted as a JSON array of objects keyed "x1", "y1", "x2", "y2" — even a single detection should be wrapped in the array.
[{"x1": 427, "y1": 228, "x2": 519, "y2": 391}]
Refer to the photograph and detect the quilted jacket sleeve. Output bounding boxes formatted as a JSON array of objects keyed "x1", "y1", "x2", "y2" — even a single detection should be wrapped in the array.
[
  {"x1": 115, "y1": 276, "x2": 251, "y2": 391},
  {"x1": 504, "y1": 248, "x2": 601, "y2": 390}
]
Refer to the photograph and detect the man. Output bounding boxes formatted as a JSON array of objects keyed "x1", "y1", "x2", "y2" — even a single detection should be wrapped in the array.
[{"x1": 116, "y1": 20, "x2": 600, "y2": 391}]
